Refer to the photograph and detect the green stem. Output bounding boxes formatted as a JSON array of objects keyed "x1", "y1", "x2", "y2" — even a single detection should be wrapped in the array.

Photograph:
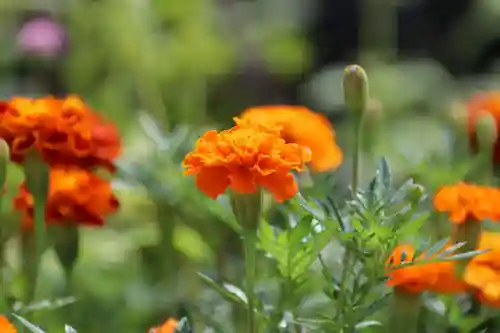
[
  {"x1": 243, "y1": 230, "x2": 257, "y2": 333},
  {"x1": 0, "y1": 243, "x2": 6, "y2": 314},
  {"x1": 22, "y1": 197, "x2": 46, "y2": 311},
  {"x1": 33, "y1": 198, "x2": 46, "y2": 276},
  {"x1": 453, "y1": 218, "x2": 481, "y2": 278},
  {"x1": 351, "y1": 121, "x2": 362, "y2": 195},
  {"x1": 388, "y1": 288, "x2": 421, "y2": 333},
  {"x1": 336, "y1": 249, "x2": 352, "y2": 329}
]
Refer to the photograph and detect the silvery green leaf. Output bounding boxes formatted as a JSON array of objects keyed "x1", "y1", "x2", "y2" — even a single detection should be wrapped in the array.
[
  {"x1": 355, "y1": 320, "x2": 383, "y2": 329},
  {"x1": 437, "y1": 242, "x2": 467, "y2": 258},
  {"x1": 65, "y1": 325, "x2": 77, "y2": 333},
  {"x1": 423, "y1": 237, "x2": 450, "y2": 259},
  {"x1": 12, "y1": 314, "x2": 45, "y2": 333},
  {"x1": 444, "y1": 249, "x2": 491, "y2": 261},
  {"x1": 174, "y1": 317, "x2": 192, "y2": 333},
  {"x1": 378, "y1": 157, "x2": 392, "y2": 190}
]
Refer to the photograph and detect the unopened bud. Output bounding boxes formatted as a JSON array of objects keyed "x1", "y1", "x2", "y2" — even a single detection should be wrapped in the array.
[
  {"x1": 406, "y1": 183, "x2": 425, "y2": 205},
  {"x1": 475, "y1": 113, "x2": 498, "y2": 153},
  {"x1": 342, "y1": 65, "x2": 369, "y2": 116}
]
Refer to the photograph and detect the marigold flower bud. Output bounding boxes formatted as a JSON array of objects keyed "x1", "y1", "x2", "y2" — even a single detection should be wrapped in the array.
[
  {"x1": 342, "y1": 65, "x2": 369, "y2": 116},
  {"x1": 475, "y1": 112, "x2": 498, "y2": 153},
  {"x1": 406, "y1": 183, "x2": 425, "y2": 205}
]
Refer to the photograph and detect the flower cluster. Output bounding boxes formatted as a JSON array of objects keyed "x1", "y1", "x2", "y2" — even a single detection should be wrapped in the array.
[
  {"x1": 387, "y1": 181, "x2": 500, "y2": 307},
  {"x1": 0, "y1": 95, "x2": 120, "y2": 171},
  {"x1": 183, "y1": 106, "x2": 342, "y2": 202},
  {"x1": 433, "y1": 182, "x2": 500, "y2": 223},
  {"x1": 13, "y1": 167, "x2": 119, "y2": 229},
  {"x1": 0, "y1": 95, "x2": 121, "y2": 229}
]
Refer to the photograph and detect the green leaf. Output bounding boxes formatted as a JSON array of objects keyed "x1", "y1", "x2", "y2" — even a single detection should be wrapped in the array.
[
  {"x1": 289, "y1": 215, "x2": 314, "y2": 250},
  {"x1": 65, "y1": 325, "x2": 77, "y2": 333},
  {"x1": 437, "y1": 242, "x2": 466, "y2": 258},
  {"x1": 394, "y1": 212, "x2": 429, "y2": 236},
  {"x1": 355, "y1": 320, "x2": 383, "y2": 329},
  {"x1": 353, "y1": 293, "x2": 391, "y2": 320},
  {"x1": 378, "y1": 157, "x2": 392, "y2": 190},
  {"x1": 12, "y1": 314, "x2": 45, "y2": 333},
  {"x1": 259, "y1": 219, "x2": 286, "y2": 262},
  {"x1": 197, "y1": 273, "x2": 248, "y2": 308},
  {"x1": 174, "y1": 317, "x2": 192, "y2": 333},
  {"x1": 51, "y1": 226, "x2": 79, "y2": 278},
  {"x1": 423, "y1": 237, "x2": 450, "y2": 259},
  {"x1": 444, "y1": 249, "x2": 490, "y2": 261}
]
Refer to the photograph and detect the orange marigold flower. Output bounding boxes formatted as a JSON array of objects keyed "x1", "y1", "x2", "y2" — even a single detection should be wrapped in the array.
[
  {"x1": 433, "y1": 182, "x2": 500, "y2": 224},
  {"x1": 182, "y1": 117, "x2": 311, "y2": 202},
  {"x1": 148, "y1": 318, "x2": 178, "y2": 333},
  {"x1": 467, "y1": 92, "x2": 500, "y2": 162},
  {"x1": 0, "y1": 315, "x2": 16, "y2": 333},
  {"x1": 464, "y1": 232, "x2": 500, "y2": 307},
  {"x1": 240, "y1": 106, "x2": 342, "y2": 172},
  {"x1": 0, "y1": 95, "x2": 121, "y2": 171},
  {"x1": 13, "y1": 166, "x2": 119, "y2": 229},
  {"x1": 386, "y1": 244, "x2": 467, "y2": 294}
]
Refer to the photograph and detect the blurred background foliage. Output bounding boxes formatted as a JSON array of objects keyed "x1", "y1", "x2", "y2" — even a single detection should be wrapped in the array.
[{"x1": 1, "y1": 0, "x2": 500, "y2": 332}]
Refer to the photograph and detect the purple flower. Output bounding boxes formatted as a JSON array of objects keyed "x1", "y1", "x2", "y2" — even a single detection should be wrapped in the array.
[{"x1": 16, "y1": 18, "x2": 66, "y2": 57}]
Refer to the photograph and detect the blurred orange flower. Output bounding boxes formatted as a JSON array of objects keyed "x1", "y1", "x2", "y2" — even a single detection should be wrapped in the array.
[
  {"x1": 0, "y1": 315, "x2": 16, "y2": 333},
  {"x1": 386, "y1": 244, "x2": 467, "y2": 294},
  {"x1": 13, "y1": 166, "x2": 119, "y2": 229},
  {"x1": 240, "y1": 106, "x2": 342, "y2": 172},
  {"x1": 464, "y1": 232, "x2": 500, "y2": 307},
  {"x1": 183, "y1": 117, "x2": 311, "y2": 202},
  {"x1": 433, "y1": 182, "x2": 500, "y2": 224},
  {"x1": 467, "y1": 92, "x2": 500, "y2": 162},
  {"x1": 149, "y1": 318, "x2": 178, "y2": 333},
  {"x1": 0, "y1": 95, "x2": 121, "y2": 171}
]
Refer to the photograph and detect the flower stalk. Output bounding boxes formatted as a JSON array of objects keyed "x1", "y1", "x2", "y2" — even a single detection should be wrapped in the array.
[
  {"x1": 22, "y1": 151, "x2": 50, "y2": 304},
  {"x1": 474, "y1": 113, "x2": 497, "y2": 184},
  {"x1": 230, "y1": 191, "x2": 263, "y2": 333},
  {"x1": 338, "y1": 65, "x2": 369, "y2": 325},
  {"x1": 388, "y1": 288, "x2": 421, "y2": 333},
  {"x1": 343, "y1": 64, "x2": 369, "y2": 195},
  {"x1": 0, "y1": 140, "x2": 8, "y2": 313},
  {"x1": 452, "y1": 218, "x2": 481, "y2": 278}
]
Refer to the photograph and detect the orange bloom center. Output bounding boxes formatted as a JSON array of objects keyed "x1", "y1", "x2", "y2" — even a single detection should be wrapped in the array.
[
  {"x1": 183, "y1": 117, "x2": 311, "y2": 202},
  {"x1": 13, "y1": 166, "x2": 119, "y2": 228},
  {"x1": 0, "y1": 315, "x2": 17, "y2": 333},
  {"x1": 240, "y1": 106, "x2": 342, "y2": 172},
  {"x1": 0, "y1": 95, "x2": 121, "y2": 171}
]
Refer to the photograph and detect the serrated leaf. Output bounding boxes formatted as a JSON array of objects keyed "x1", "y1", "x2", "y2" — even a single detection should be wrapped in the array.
[
  {"x1": 197, "y1": 273, "x2": 248, "y2": 308},
  {"x1": 395, "y1": 212, "x2": 429, "y2": 235},
  {"x1": 444, "y1": 249, "x2": 490, "y2": 261},
  {"x1": 378, "y1": 157, "x2": 392, "y2": 190},
  {"x1": 437, "y1": 242, "x2": 467, "y2": 258},
  {"x1": 12, "y1": 314, "x2": 45, "y2": 333},
  {"x1": 289, "y1": 215, "x2": 313, "y2": 250},
  {"x1": 353, "y1": 293, "x2": 391, "y2": 319},
  {"x1": 423, "y1": 237, "x2": 450, "y2": 259}
]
